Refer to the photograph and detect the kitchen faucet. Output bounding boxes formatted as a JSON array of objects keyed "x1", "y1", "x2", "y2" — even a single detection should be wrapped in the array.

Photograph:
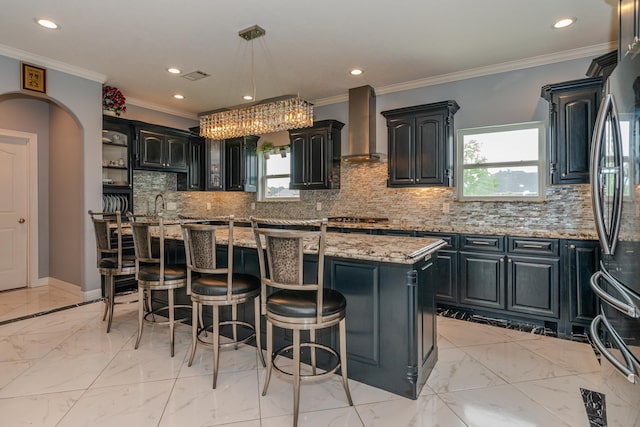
[{"x1": 154, "y1": 193, "x2": 165, "y2": 215}]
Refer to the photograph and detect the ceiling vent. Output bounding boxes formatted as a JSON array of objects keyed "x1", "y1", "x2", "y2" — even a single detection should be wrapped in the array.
[{"x1": 181, "y1": 70, "x2": 210, "y2": 81}]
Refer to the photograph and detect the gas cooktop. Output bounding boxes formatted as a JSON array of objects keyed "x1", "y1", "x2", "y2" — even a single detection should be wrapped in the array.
[{"x1": 328, "y1": 216, "x2": 389, "y2": 224}]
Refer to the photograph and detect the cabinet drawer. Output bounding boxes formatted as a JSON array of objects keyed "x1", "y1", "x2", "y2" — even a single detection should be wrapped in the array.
[
  {"x1": 460, "y1": 235, "x2": 504, "y2": 252},
  {"x1": 507, "y1": 237, "x2": 559, "y2": 256},
  {"x1": 416, "y1": 232, "x2": 458, "y2": 250}
]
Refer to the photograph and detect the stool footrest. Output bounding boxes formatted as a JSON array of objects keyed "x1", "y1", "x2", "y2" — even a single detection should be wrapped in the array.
[
  {"x1": 272, "y1": 342, "x2": 341, "y2": 382},
  {"x1": 196, "y1": 320, "x2": 256, "y2": 347},
  {"x1": 143, "y1": 305, "x2": 191, "y2": 325}
]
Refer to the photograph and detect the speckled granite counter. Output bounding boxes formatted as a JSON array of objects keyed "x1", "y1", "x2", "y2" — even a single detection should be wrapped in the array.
[{"x1": 155, "y1": 225, "x2": 445, "y2": 265}]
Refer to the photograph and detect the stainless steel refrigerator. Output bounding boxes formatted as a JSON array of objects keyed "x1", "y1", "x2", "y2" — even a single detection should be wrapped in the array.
[{"x1": 590, "y1": 42, "x2": 640, "y2": 426}]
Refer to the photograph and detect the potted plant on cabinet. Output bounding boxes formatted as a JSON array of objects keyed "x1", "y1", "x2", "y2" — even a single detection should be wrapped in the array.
[
  {"x1": 102, "y1": 85, "x2": 127, "y2": 117},
  {"x1": 256, "y1": 141, "x2": 274, "y2": 159}
]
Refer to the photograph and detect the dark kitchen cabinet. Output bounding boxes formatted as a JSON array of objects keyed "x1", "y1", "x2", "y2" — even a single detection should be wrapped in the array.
[
  {"x1": 137, "y1": 128, "x2": 189, "y2": 172},
  {"x1": 459, "y1": 251, "x2": 506, "y2": 310},
  {"x1": 102, "y1": 116, "x2": 134, "y2": 214},
  {"x1": 289, "y1": 120, "x2": 344, "y2": 190},
  {"x1": 177, "y1": 136, "x2": 205, "y2": 191},
  {"x1": 541, "y1": 78, "x2": 603, "y2": 184},
  {"x1": 417, "y1": 232, "x2": 458, "y2": 304},
  {"x1": 507, "y1": 255, "x2": 559, "y2": 318},
  {"x1": 562, "y1": 240, "x2": 601, "y2": 333},
  {"x1": 225, "y1": 136, "x2": 258, "y2": 192},
  {"x1": 206, "y1": 139, "x2": 224, "y2": 191},
  {"x1": 382, "y1": 101, "x2": 459, "y2": 187},
  {"x1": 619, "y1": 0, "x2": 640, "y2": 60}
]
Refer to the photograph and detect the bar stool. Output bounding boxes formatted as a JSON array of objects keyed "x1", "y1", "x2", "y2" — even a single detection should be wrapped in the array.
[
  {"x1": 88, "y1": 210, "x2": 137, "y2": 333},
  {"x1": 181, "y1": 216, "x2": 266, "y2": 388},
  {"x1": 250, "y1": 217, "x2": 353, "y2": 427},
  {"x1": 127, "y1": 212, "x2": 188, "y2": 357}
]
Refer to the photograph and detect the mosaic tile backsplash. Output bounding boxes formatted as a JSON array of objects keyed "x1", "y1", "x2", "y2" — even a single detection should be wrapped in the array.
[{"x1": 133, "y1": 161, "x2": 598, "y2": 239}]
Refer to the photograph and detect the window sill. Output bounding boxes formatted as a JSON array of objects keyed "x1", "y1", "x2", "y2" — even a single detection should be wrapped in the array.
[{"x1": 257, "y1": 198, "x2": 301, "y2": 203}]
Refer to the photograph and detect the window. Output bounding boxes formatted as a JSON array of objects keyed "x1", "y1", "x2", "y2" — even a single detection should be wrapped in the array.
[
  {"x1": 258, "y1": 150, "x2": 300, "y2": 201},
  {"x1": 456, "y1": 122, "x2": 545, "y2": 201}
]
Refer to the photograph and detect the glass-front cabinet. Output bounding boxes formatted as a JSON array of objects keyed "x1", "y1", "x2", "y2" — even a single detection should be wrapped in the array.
[
  {"x1": 206, "y1": 139, "x2": 224, "y2": 190},
  {"x1": 102, "y1": 116, "x2": 133, "y2": 214}
]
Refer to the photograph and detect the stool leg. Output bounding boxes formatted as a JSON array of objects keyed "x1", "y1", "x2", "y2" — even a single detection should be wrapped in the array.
[
  {"x1": 134, "y1": 285, "x2": 144, "y2": 350},
  {"x1": 188, "y1": 300, "x2": 198, "y2": 366},
  {"x1": 102, "y1": 276, "x2": 109, "y2": 321},
  {"x1": 212, "y1": 305, "x2": 220, "y2": 389},
  {"x1": 293, "y1": 328, "x2": 301, "y2": 427},
  {"x1": 310, "y1": 329, "x2": 317, "y2": 375},
  {"x1": 199, "y1": 304, "x2": 207, "y2": 338},
  {"x1": 232, "y1": 304, "x2": 238, "y2": 350},
  {"x1": 169, "y1": 289, "x2": 175, "y2": 357},
  {"x1": 106, "y1": 275, "x2": 115, "y2": 333},
  {"x1": 262, "y1": 320, "x2": 273, "y2": 396},
  {"x1": 339, "y1": 318, "x2": 353, "y2": 406},
  {"x1": 254, "y1": 297, "x2": 265, "y2": 367}
]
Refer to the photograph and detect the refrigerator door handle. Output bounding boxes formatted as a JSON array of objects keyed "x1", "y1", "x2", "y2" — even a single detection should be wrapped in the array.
[
  {"x1": 590, "y1": 314, "x2": 640, "y2": 384},
  {"x1": 590, "y1": 268, "x2": 640, "y2": 319},
  {"x1": 590, "y1": 93, "x2": 624, "y2": 255}
]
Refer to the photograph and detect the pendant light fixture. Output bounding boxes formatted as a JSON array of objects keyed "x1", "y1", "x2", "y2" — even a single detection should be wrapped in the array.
[{"x1": 199, "y1": 25, "x2": 313, "y2": 140}]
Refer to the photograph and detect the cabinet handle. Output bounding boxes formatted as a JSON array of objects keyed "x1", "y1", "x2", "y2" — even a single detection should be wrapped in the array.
[
  {"x1": 569, "y1": 244, "x2": 576, "y2": 249},
  {"x1": 421, "y1": 262, "x2": 433, "y2": 271},
  {"x1": 591, "y1": 268, "x2": 639, "y2": 318},
  {"x1": 522, "y1": 244, "x2": 544, "y2": 249},
  {"x1": 471, "y1": 240, "x2": 492, "y2": 245},
  {"x1": 590, "y1": 314, "x2": 639, "y2": 383},
  {"x1": 508, "y1": 258, "x2": 512, "y2": 263},
  {"x1": 499, "y1": 258, "x2": 504, "y2": 263}
]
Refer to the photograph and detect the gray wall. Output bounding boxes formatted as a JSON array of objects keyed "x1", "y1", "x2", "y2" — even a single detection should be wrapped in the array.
[{"x1": 49, "y1": 105, "x2": 83, "y2": 284}]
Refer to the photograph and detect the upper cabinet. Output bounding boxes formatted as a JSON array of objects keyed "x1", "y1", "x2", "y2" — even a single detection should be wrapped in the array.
[
  {"x1": 203, "y1": 136, "x2": 258, "y2": 192},
  {"x1": 177, "y1": 136, "x2": 205, "y2": 191},
  {"x1": 136, "y1": 127, "x2": 189, "y2": 172},
  {"x1": 382, "y1": 101, "x2": 459, "y2": 188},
  {"x1": 541, "y1": 77, "x2": 603, "y2": 185},
  {"x1": 619, "y1": 0, "x2": 640, "y2": 60},
  {"x1": 288, "y1": 120, "x2": 344, "y2": 190}
]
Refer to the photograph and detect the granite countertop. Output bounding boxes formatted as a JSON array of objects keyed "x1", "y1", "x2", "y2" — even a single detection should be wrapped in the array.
[{"x1": 142, "y1": 225, "x2": 445, "y2": 265}]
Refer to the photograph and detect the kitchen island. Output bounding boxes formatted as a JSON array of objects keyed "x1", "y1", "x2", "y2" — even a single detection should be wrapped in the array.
[{"x1": 148, "y1": 224, "x2": 445, "y2": 399}]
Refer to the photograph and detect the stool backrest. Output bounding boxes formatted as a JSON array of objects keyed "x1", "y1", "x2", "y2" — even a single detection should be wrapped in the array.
[
  {"x1": 126, "y1": 212, "x2": 166, "y2": 283},
  {"x1": 250, "y1": 217, "x2": 327, "y2": 323},
  {"x1": 180, "y1": 216, "x2": 234, "y2": 297},
  {"x1": 88, "y1": 210, "x2": 125, "y2": 271}
]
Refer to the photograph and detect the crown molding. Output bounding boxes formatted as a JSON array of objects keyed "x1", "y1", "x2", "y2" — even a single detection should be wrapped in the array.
[
  {"x1": 312, "y1": 42, "x2": 616, "y2": 107},
  {"x1": 126, "y1": 97, "x2": 199, "y2": 120},
  {"x1": 0, "y1": 43, "x2": 107, "y2": 83}
]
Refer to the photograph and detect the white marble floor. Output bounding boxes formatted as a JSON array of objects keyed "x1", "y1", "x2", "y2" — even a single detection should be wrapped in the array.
[
  {"x1": 0, "y1": 300, "x2": 627, "y2": 426},
  {"x1": 0, "y1": 286, "x2": 81, "y2": 323}
]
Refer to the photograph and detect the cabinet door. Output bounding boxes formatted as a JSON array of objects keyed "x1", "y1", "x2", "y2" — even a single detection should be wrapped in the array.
[
  {"x1": 416, "y1": 113, "x2": 446, "y2": 185},
  {"x1": 387, "y1": 117, "x2": 415, "y2": 186},
  {"x1": 187, "y1": 139, "x2": 204, "y2": 190},
  {"x1": 307, "y1": 132, "x2": 328, "y2": 188},
  {"x1": 139, "y1": 130, "x2": 164, "y2": 168},
  {"x1": 434, "y1": 250, "x2": 458, "y2": 304},
  {"x1": 242, "y1": 137, "x2": 258, "y2": 192},
  {"x1": 206, "y1": 139, "x2": 224, "y2": 191},
  {"x1": 289, "y1": 135, "x2": 307, "y2": 189},
  {"x1": 507, "y1": 255, "x2": 559, "y2": 318},
  {"x1": 552, "y1": 87, "x2": 601, "y2": 184},
  {"x1": 459, "y1": 251, "x2": 505, "y2": 309},
  {"x1": 417, "y1": 256, "x2": 436, "y2": 388},
  {"x1": 166, "y1": 135, "x2": 188, "y2": 171},
  {"x1": 567, "y1": 241, "x2": 600, "y2": 323},
  {"x1": 225, "y1": 139, "x2": 243, "y2": 191}
]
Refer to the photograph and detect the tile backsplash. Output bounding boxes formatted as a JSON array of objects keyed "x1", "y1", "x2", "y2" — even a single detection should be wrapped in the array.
[{"x1": 133, "y1": 161, "x2": 596, "y2": 237}]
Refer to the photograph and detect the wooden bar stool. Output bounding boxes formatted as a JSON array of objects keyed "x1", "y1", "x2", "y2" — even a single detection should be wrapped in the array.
[
  {"x1": 181, "y1": 215, "x2": 265, "y2": 388},
  {"x1": 250, "y1": 217, "x2": 353, "y2": 427},
  {"x1": 88, "y1": 210, "x2": 137, "y2": 333}
]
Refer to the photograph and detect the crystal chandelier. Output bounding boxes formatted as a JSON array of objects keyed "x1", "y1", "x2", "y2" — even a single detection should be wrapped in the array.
[{"x1": 199, "y1": 26, "x2": 313, "y2": 140}]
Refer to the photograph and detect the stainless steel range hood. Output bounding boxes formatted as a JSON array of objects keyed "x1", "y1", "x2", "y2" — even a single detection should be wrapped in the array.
[{"x1": 344, "y1": 85, "x2": 380, "y2": 162}]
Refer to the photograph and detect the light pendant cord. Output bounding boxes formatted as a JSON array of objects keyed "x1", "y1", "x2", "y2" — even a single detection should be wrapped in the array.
[{"x1": 251, "y1": 39, "x2": 256, "y2": 101}]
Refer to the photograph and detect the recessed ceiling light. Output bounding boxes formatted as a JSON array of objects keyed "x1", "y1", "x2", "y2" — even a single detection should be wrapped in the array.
[
  {"x1": 553, "y1": 17, "x2": 576, "y2": 29},
  {"x1": 243, "y1": 95, "x2": 254, "y2": 101},
  {"x1": 173, "y1": 94, "x2": 185, "y2": 100},
  {"x1": 349, "y1": 68, "x2": 364, "y2": 76},
  {"x1": 167, "y1": 68, "x2": 181, "y2": 74},
  {"x1": 35, "y1": 18, "x2": 60, "y2": 29}
]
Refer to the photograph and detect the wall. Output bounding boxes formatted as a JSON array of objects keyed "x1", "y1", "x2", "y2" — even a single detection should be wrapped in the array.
[
  {"x1": 123, "y1": 104, "x2": 197, "y2": 132},
  {"x1": 49, "y1": 105, "x2": 83, "y2": 284},
  {"x1": 0, "y1": 96, "x2": 50, "y2": 277},
  {"x1": 134, "y1": 55, "x2": 599, "y2": 239}
]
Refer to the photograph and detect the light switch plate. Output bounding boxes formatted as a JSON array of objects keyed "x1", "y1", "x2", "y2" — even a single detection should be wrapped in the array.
[
  {"x1": 166, "y1": 202, "x2": 177, "y2": 211},
  {"x1": 316, "y1": 202, "x2": 322, "y2": 211}
]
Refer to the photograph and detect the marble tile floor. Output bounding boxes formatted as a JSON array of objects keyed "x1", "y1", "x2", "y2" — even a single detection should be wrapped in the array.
[
  {"x1": 0, "y1": 286, "x2": 82, "y2": 323},
  {"x1": 0, "y1": 301, "x2": 631, "y2": 427}
]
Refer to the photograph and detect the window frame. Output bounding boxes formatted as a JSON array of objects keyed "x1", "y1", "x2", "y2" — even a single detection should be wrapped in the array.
[
  {"x1": 257, "y1": 150, "x2": 300, "y2": 202},
  {"x1": 456, "y1": 121, "x2": 546, "y2": 202}
]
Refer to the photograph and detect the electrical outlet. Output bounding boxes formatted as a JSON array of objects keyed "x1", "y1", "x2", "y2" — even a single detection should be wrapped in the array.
[
  {"x1": 442, "y1": 202, "x2": 450, "y2": 214},
  {"x1": 206, "y1": 202, "x2": 211, "y2": 210},
  {"x1": 251, "y1": 202, "x2": 256, "y2": 211},
  {"x1": 166, "y1": 202, "x2": 177, "y2": 211},
  {"x1": 316, "y1": 202, "x2": 322, "y2": 211}
]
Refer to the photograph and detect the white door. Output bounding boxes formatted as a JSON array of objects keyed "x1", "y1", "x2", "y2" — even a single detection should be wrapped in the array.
[{"x1": 0, "y1": 139, "x2": 28, "y2": 290}]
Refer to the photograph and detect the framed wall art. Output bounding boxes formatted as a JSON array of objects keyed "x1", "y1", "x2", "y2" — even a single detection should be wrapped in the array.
[{"x1": 20, "y1": 62, "x2": 47, "y2": 95}]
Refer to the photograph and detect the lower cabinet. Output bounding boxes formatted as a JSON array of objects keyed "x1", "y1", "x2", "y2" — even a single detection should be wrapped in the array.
[
  {"x1": 460, "y1": 251, "x2": 506, "y2": 310},
  {"x1": 563, "y1": 240, "x2": 601, "y2": 334},
  {"x1": 507, "y1": 255, "x2": 559, "y2": 318}
]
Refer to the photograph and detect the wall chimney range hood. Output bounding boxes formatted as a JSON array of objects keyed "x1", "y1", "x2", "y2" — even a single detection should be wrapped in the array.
[{"x1": 344, "y1": 85, "x2": 380, "y2": 162}]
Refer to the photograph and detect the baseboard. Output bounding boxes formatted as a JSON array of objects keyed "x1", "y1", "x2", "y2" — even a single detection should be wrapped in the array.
[
  {"x1": 48, "y1": 278, "x2": 83, "y2": 298},
  {"x1": 29, "y1": 277, "x2": 50, "y2": 288},
  {"x1": 83, "y1": 288, "x2": 103, "y2": 302}
]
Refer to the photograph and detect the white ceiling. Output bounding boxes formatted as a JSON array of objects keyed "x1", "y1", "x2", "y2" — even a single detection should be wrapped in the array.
[{"x1": 0, "y1": 0, "x2": 618, "y2": 118}]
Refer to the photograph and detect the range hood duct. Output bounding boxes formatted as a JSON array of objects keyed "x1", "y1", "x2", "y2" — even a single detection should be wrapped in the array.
[{"x1": 344, "y1": 85, "x2": 380, "y2": 162}]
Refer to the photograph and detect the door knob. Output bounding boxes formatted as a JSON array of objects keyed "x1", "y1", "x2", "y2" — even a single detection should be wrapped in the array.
[{"x1": 18, "y1": 218, "x2": 26, "y2": 224}]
